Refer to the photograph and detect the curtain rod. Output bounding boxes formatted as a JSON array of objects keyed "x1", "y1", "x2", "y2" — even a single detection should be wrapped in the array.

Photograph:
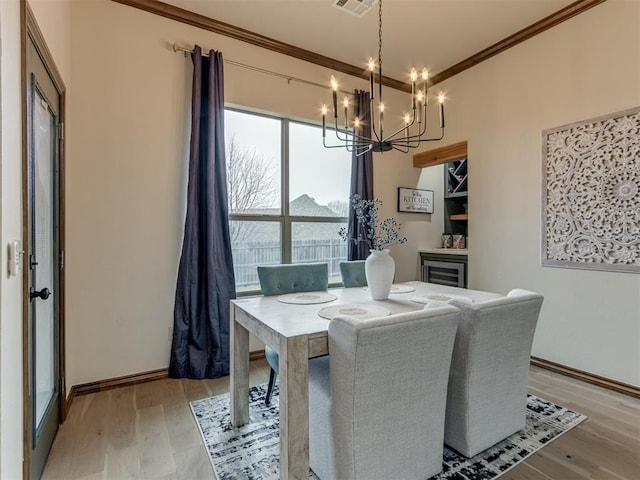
[{"x1": 172, "y1": 43, "x2": 354, "y2": 96}]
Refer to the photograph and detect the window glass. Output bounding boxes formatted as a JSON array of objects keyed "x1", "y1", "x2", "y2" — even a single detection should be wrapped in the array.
[
  {"x1": 289, "y1": 122, "x2": 351, "y2": 217},
  {"x1": 230, "y1": 220, "x2": 281, "y2": 293},
  {"x1": 292, "y1": 221, "x2": 348, "y2": 284},
  {"x1": 225, "y1": 110, "x2": 281, "y2": 215},
  {"x1": 226, "y1": 110, "x2": 351, "y2": 293}
]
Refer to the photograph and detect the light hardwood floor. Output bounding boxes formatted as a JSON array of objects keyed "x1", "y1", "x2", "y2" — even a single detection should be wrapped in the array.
[{"x1": 42, "y1": 360, "x2": 640, "y2": 480}]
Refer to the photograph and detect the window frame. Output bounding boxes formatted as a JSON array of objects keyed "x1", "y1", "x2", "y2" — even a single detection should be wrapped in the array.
[{"x1": 226, "y1": 107, "x2": 349, "y2": 296}]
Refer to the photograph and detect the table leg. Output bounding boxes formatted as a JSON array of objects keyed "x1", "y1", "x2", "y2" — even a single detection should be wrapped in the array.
[
  {"x1": 230, "y1": 305, "x2": 249, "y2": 426},
  {"x1": 279, "y1": 335, "x2": 309, "y2": 480}
]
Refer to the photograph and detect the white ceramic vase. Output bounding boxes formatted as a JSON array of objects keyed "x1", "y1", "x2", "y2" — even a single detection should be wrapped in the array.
[{"x1": 365, "y1": 249, "x2": 395, "y2": 300}]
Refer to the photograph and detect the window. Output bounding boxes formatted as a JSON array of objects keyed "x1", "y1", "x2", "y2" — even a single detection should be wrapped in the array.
[{"x1": 226, "y1": 108, "x2": 352, "y2": 293}]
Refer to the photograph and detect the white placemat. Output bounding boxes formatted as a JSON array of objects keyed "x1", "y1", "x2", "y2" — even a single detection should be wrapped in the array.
[
  {"x1": 363, "y1": 284, "x2": 415, "y2": 293},
  {"x1": 318, "y1": 304, "x2": 391, "y2": 320},
  {"x1": 276, "y1": 292, "x2": 337, "y2": 305},
  {"x1": 409, "y1": 293, "x2": 472, "y2": 304}
]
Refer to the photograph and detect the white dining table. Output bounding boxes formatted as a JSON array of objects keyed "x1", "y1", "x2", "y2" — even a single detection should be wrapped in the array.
[{"x1": 229, "y1": 280, "x2": 502, "y2": 480}]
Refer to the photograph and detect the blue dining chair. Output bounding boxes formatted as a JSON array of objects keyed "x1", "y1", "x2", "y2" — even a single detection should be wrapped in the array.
[
  {"x1": 339, "y1": 260, "x2": 367, "y2": 287},
  {"x1": 257, "y1": 262, "x2": 329, "y2": 405}
]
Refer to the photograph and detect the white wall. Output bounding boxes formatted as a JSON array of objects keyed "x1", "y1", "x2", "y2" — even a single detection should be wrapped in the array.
[
  {"x1": 68, "y1": 0, "x2": 639, "y2": 390},
  {"x1": 66, "y1": 0, "x2": 426, "y2": 388},
  {"x1": 0, "y1": 0, "x2": 24, "y2": 477},
  {"x1": 418, "y1": 0, "x2": 640, "y2": 386}
]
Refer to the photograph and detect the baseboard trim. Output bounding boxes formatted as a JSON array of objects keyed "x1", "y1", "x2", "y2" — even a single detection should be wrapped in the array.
[
  {"x1": 250, "y1": 349, "x2": 266, "y2": 361},
  {"x1": 71, "y1": 350, "x2": 268, "y2": 398},
  {"x1": 531, "y1": 356, "x2": 640, "y2": 399},
  {"x1": 73, "y1": 368, "x2": 169, "y2": 396}
]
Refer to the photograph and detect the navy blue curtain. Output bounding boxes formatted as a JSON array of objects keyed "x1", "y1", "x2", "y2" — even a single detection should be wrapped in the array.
[
  {"x1": 348, "y1": 89, "x2": 374, "y2": 260},
  {"x1": 169, "y1": 46, "x2": 236, "y2": 379}
]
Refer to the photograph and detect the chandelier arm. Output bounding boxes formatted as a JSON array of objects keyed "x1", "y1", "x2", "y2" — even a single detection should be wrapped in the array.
[
  {"x1": 331, "y1": 119, "x2": 353, "y2": 142},
  {"x1": 344, "y1": 120, "x2": 387, "y2": 144},
  {"x1": 354, "y1": 144, "x2": 374, "y2": 157},
  {"x1": 333, "y1": 128, "x2": 350, "y2": 142},
  {"x1": 420, "y1": 130, "x2": 446, "y2": 142},
  {"x1": 368, "y1": 96, "x2": 383, "y2": 142},
  {"x1": 416, "y1": 104, "x2": 429, "y2": 137},
  {"x1": 334, "y1": 126, "x2": 382, "y2": 145},
  {"x1": 332, "y1": 118, "x2": 381, "y2": 145},
  {"x1": 392, "y1": 144, "x2": 410, "y2": 154},
  {"x1": 382, "y1": 123, "x2": 417, "y2": 143},
  {"x1": 394, "y1": 137, "x2": 424, "y2": 149},
  {"x1": 399, "y1": 127, "x2": 434, "y2": 142},
  {"x1": 351, "y1": 138, "x2": 381, "y2": 147},
  {"x1": 323, "y1": 136, "x2": 356, "y2": 149}
]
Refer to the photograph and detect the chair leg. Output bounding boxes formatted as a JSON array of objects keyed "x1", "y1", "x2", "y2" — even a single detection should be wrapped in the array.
[{"x1": 265, "y1": 367, "x2": 277, "y2": 406}]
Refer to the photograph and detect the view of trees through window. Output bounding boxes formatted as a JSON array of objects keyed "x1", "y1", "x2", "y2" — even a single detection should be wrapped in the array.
[{"x1": 225, "y1": 109, "x2": 352, "y2": 292}]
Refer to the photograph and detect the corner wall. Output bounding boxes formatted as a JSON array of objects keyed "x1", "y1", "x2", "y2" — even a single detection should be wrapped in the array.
[
  {"x1": 418, "y1": 0, "x2": 640, "y2": 385},
  {"x1": 66, "y1": 0, "x2": 427, "y2": 389},
  {"x1": 0, "y1": 1, "x2": 24, "y2": 477}
]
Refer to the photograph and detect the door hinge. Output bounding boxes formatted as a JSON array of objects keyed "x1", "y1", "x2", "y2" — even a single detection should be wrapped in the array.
[{"x1": 57, "y1": 122, "x2": 64, "y2": 140}]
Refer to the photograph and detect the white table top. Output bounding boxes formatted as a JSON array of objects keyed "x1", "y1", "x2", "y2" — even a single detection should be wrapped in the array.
[{"x1": 231, "y1": 281, "x2": 500, "y2": 340}]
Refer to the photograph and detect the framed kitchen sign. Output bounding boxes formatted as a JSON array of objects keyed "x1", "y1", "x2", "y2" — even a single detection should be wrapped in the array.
[{"x1": 397, "y1": 187, "x2": 434, "y2": 213}]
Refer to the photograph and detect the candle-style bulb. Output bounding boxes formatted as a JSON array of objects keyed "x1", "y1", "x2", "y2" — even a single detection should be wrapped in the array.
[
  {"x1": 354, "y1": 117, "x2": 360, "y2": 128},
  {"x1": 368, "y1": 58, "x2": 376, "y2": 72},
  {"x1": 438, "y1": 92, "x2": 445, "y2": 128},
  {"x1": 343, "y1": 97, "x2": 349, "y2": 108},
  {"x1": 417, "y1": 90, "x2": 424, "y2": 104},
  {"x1": 321, "y1": 105, "x2": 328, "y2": 116},
  {"x1": 404, "y1": 113, "x2": 411, "y2": 125},
  {"x1": 331, "y1": 75, "x2": 338, "y2": 91},
  {"x1": 410, "y1": 68, "x2": 418, "y2": 82},
  {"x1": 421, "y1": 68, "x2": 428, "y2": 81}
]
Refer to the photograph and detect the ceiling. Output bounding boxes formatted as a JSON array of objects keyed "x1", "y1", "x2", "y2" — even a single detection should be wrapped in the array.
[{"x1": 163, "y1": 0, "x2": 577, "y2": 82}]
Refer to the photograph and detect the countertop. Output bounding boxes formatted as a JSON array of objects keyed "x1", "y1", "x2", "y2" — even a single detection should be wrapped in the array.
[{"x1": 419, "y1": 248, "x2": 468, "y2": 256}]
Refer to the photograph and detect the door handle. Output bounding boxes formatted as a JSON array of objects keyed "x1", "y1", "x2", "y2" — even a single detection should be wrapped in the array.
[{"x1": 30, "y1": 287, "x2": 51, "y2": 300}]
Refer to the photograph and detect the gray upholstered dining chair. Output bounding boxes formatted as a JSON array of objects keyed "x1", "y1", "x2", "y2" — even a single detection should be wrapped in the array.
[
  {"x1": 308, "y1": 306, "x2": 461, "y2": 480},
  {"x1": 339, "y1": 260, "x2": 367, "y2": 287},
  {"x1": 256, "y1": 262, "x2": 329, "y2": 405},
  {"x1": 444, "y1": 289, "x2": 544, "y2": 457}
]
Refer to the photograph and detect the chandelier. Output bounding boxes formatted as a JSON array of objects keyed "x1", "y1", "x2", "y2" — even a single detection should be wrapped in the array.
[{"x1": 321, "y1": 0, "x2": 445, "y2": 156}]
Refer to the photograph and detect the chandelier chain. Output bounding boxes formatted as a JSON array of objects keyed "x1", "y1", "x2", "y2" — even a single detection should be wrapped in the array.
[{"x1": 378, "y1": 0, "x2": 383, "y2": 67}]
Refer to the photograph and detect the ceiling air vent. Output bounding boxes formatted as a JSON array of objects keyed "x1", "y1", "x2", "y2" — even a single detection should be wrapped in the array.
[{"x1": 332, "y1": 0, "x2": 377, "y2": 18}]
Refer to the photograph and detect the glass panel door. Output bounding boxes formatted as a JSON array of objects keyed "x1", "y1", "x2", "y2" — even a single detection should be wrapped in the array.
[
  {"x1": 26, "y1": 31, "x2": 62, "y2": 479},
  {"x1": 32, "y1": 89, "x2": 56, "y2": 430}
]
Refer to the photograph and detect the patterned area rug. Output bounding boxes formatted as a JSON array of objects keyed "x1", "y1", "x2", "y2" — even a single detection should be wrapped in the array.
[{"x1": 190, "y1": 384, "x2": 586, "y2": 480}]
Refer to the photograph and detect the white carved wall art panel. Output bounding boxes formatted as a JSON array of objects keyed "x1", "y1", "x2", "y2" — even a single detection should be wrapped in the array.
[{"x1": 542, "y1": 107, "x2": 639, "y2": 273}]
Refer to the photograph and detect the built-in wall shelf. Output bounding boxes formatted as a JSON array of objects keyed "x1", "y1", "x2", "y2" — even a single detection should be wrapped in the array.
[
  {"x1": 414, "y1": 140, "x2": 469, "y2": 239},
  {"x1": 444, "y1": 156, "x2": 468, "y2": 237}
]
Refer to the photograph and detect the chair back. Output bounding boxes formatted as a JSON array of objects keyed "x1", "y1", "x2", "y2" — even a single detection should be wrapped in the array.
[
  {"x1": 339, "y1": 260, "x2": 367, "y2": 287},
  {"x1": 257, "y1": 262, "x2": 329, "y2": 296},
  {"x1": 309, "y1": 306, "x2": 460, "y2": 480},
  {"x1": 445, "y1": 289, "x2": 543, "y2": 457}
]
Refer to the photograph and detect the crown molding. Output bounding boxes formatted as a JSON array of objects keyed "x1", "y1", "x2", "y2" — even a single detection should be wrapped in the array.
[
  {"x1": 430, "y1": 0, "x2": 607, "y2": 85},
  {"x1": 111, "y1": 0, "x2": 410, "y2": 92},
  {"x1": 112, "y1": 0, "x2": 606, "y2": 90}
]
